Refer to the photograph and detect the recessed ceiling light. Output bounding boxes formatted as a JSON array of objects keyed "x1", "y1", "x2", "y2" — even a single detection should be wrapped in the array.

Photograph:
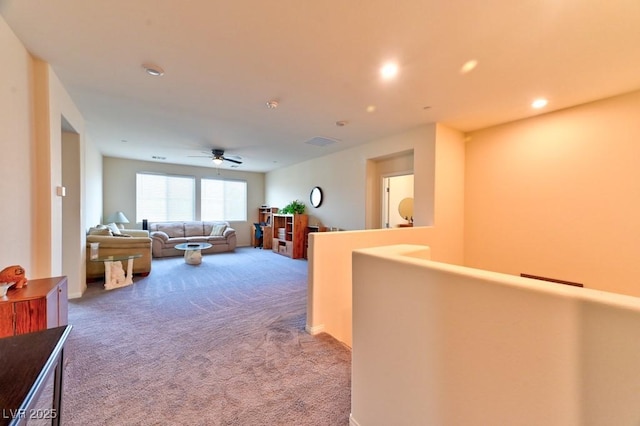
[
  {"x1": 532, "y1": 98, "x2": 548, "y2": 109},
  {"x1": 380, "y1": 62, "x2": 399, "y2": 80},
  {"x1": 366, "y1": 105, "x2": 376, "y2": 113},
  {"x1": 336, "y1": 120, "x2": 348, "y2": 127},
  {"x1": 142, "y1": 63, "x2": 164, "y2": 76},
  {"x1": 266, "y1": 100, "x2": 279, "y2": 109},
  {"x1": 460, "y1": 59, "x2": 478, "y2": 74}
]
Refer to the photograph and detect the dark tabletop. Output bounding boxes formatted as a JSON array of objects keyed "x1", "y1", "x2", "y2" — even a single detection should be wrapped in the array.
[{"x1": 0, "y1": 326, "x2": 72, "y2": 425}]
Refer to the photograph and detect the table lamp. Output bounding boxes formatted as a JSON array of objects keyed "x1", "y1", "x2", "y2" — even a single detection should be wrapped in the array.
[{"x1": 106, "y1": 211, "x2": 130, "y2": 229}]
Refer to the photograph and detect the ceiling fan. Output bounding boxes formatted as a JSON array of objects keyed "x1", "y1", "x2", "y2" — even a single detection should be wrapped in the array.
[{"x1": 190, "y1": 149, "x2": 243, "y2": 165}]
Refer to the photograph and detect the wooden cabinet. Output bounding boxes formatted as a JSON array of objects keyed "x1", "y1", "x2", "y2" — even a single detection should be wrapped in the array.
[
  {"x1": 0, "y1": 276, "x2": 68, "y2": 338},
  {"x1": 303, "y1": 225, "x2": 327, "y2": 259},
  {"x1": 272, "y1": 214, "x2": 308, "y2": 259}
]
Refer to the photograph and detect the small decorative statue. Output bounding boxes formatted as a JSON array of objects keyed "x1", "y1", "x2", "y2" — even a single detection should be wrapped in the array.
[
  {"x1": 110, "y1": 262, "x2": 127, "y2": 285},
  {"x1": 0, "y1": 265, "x2": 28, "y2": 289}
]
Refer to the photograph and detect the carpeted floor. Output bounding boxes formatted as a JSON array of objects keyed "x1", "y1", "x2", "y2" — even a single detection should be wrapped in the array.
[{"x1": 62, "y1": 248, "x2": 351, "y2": 425}]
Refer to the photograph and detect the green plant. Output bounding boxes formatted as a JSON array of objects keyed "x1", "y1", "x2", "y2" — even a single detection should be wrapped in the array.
[{"x1": 280, "y1": 199, "x2": 305, "y2": 214}]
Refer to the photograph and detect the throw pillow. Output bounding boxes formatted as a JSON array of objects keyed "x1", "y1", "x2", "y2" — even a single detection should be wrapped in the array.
[
  {"x1": 210, "y1": 224, "x2": 227, "y2": 236},
  {"x1": 88, "y1": 227, "x2": 112, "y2": 236},
  {"x1": 106, "y1": 222, "x2": 121, "y2": 235}
]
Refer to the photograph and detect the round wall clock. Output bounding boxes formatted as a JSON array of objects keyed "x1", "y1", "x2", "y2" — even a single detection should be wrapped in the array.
[{"x1": 310, "y1": 186, "x2": 323, "y2": 208}]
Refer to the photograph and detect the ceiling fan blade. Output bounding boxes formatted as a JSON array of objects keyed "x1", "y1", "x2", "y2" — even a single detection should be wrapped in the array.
[
  {"x1": 189, "y1": 148, "x2": 242, "y2": 164},
  {"x1": 224, "y1": 157, "x2": 243, "y2": 164}
]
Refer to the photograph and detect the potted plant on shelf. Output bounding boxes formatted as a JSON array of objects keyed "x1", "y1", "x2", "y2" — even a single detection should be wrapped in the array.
[{"x1": 280, "y1": 199, "x2": 306, "y2": 215}]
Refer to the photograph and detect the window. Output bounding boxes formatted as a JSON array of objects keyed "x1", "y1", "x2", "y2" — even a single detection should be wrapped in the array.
[
  {"x1": 201, "y1": 178, "x2": 247, "y2": 221},
  {"x1": 136, "y1": 173, "x2": 195, "y2": 222}
]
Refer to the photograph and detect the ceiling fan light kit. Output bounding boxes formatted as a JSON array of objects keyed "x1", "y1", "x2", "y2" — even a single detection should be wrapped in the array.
[{"x1": 187, "y1": 148, "x2": 242, "y2": 166}]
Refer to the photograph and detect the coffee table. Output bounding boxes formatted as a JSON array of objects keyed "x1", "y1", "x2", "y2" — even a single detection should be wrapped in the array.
[
  {"x1": 175, "y1": 242, "x2": 213, "y2": 265},
  {"x1": 90, "y1": 254, "x2": 142, "y2": 290}
]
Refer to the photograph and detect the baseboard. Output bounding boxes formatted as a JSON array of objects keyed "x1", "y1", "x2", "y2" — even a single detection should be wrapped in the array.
[
  {"x1": 305, "y1": 323, "x2": 325, "y2": 335},
  {"x1": 68, "y1": 291, "x2": 84, "y2": 299},
  {"x1": 349, "y1": 413, "x2": 361, "y2": 426}
]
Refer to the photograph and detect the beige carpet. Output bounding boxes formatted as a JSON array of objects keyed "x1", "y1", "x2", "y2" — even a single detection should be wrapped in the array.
[{"x1": 62, "y1": 248, "x2": 351, "y2": 425}]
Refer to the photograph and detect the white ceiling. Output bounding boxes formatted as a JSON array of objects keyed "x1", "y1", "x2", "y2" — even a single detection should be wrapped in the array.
[{"x1": 1, "y1": 0, "x2": 639, "y2": 172}]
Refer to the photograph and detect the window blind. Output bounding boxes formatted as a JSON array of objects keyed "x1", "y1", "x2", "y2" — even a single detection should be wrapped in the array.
[
  {"x1": 201, "y1": 178, "x2": 247, "y2": 221},
  {"x1": 136, "y1": 173, "x2": 195, "y2": 222}
]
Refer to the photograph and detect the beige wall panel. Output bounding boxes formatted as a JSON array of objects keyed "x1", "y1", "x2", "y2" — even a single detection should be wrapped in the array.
[{"x1": 465, "y1": 90, "x2": 640, "y2": 296}]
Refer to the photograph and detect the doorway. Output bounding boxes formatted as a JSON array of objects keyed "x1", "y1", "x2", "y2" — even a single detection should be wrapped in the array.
[
  {"x1": 61, "y1": 121, "x2": 82, "y2": 295},
  {"x1": 382, "y1": 174, "x2": 414, "y2": 228},
  {"x1": 364, "y1": 149, "x2": 414, "y2": 229}
]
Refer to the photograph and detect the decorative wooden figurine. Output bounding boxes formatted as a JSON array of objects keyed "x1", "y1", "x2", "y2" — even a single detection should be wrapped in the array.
[{"x1": 0, "y1": 265, "x2": 28, "y2": 288}]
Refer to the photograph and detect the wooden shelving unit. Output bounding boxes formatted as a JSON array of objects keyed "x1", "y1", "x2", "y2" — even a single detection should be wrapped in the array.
[
  {"x1": 258, "y1": 206, "x2": 278, "y2": 225},
  {"x1": 272, "y1": 213, "x2": 308, "y2": 259},
  {"x1": 254, "y1": 207, "x2": 278, "y2": 249}
]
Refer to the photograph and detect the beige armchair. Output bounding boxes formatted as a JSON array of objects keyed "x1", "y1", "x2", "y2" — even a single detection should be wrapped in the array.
[{"x1": 86, "y1": 227, "x2": 152, "y2": 280}]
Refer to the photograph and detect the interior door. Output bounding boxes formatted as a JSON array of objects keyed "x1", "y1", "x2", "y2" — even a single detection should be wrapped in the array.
[{"x1": 381, "y1": 174, "x2": 414, "y2": 228}]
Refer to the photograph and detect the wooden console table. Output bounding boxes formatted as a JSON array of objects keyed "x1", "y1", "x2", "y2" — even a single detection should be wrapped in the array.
[{"x1": 0, "y1": 325, "x2": 72, "y2": 426}]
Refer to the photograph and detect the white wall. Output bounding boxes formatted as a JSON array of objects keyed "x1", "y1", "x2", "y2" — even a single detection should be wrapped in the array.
[
  {"x1": 0, "y1": 18, "x2": 84, "y2": 293},
  {"x1": 102, "y1": 157, "x2": 265, "y2": 247},
  {"x1": 38, "y1": 61, "x2": 85, "y2": 277},
  {"x1": 433, "y1": 123, "x2": 465, "y2": 263},
  {"x1": 465, "y1": 90, "x2": 640, "y2": 296},
  {"x1": 266, "y1": 124, "x2": 436, "y2": 231},
  {"x1": 306, "y1": 123, "x2": 465, "y2": 347},
  {"x1": 307, "y1": 227, "x2": 438, "y2": 346},
  {"x1": 0, "y1": 16, "x2": 34, "y2": 273},
  {"x1": 0, "y1": 17, "x2": 86, "y2": 299},
  {"x1": 38, "y1": 61, "x2": 85, "y2": 297},
  {"x1": 351, "y1": 244, "x2": 640, "y2": 426},
  {"x1": 84, "y1": 136, "x2": 103, "y2": 228},
  {"x1": 62, "y1": 131, "x2": 84, "y2": 297}
]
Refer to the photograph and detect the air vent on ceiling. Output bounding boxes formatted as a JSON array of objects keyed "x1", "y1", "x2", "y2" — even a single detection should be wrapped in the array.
[{"x1": 304, "y1": 136, "x2": 340, "y2": 147}]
